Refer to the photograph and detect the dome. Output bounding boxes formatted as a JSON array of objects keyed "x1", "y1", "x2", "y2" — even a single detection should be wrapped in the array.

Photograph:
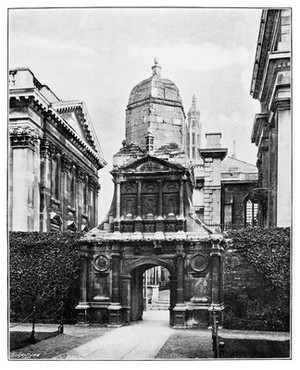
[{"x1": 127, "y1": 59, "x2": 183, "y2": 107}]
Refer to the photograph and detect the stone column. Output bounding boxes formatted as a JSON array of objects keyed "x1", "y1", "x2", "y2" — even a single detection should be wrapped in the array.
[
  {"x1": 173, "y1": 243, "x2": 187, "y2": 327},
  {"x1": 276, "y1": 90, "x2": 291, "y2": 227},
  {"x1": 39, "y1": 138, "x2": 53, "y2": 231},
  {"x1": 175, "y1": 244, "x2": 185, "y2": 304},
  {"x1": 137, "y1": 180, "x2": 142, "y2": 218},
  {"x1": 135, "y1": 180, "x2": 143, "y2": 232},
  {"x1": 158, "y1": 180, "x2": 163, "y2": 217},
  {"x1": 61, "y1": 155, "x2": 71, "y2": 231},
  {"x1": 87, "y1": 176, "x2": 93, "y2": 228},
  {"x1": 177, "y1": 177, "x2": 185, "y2": 231},
  {"x1": 94, "y1": 181, "x2": 100, "y2": 227},
  {"x1": 114, "y1": 177, "x2": 121, "y2": 231},
  {"x1": 77, "y1": 167, "x2": 85, "y2": 231},
  {"x1": 76, "y1": 252, "x2": 90, "y2": 325},
  {"x1": 79, "y1": 253, "x2": 89, "y2": 303},
  {"x1": 156, "y1": 179, "x2": 163, "y2": 232},
  {"x1": 10, "y1": 127, "x2": 39, "y2": 231},
  {"x1": 108, "y1": 245, "x2": 122, "y2": 326},
  {"x1": 209, "y1": 237, "x2": 224, "y2": 326},
  {"x1": 121, "y1": 274, "x2": 132, "y2": 324},
  {"x1": 169, "y1": 277, "x2": 177, "y2": 326}
]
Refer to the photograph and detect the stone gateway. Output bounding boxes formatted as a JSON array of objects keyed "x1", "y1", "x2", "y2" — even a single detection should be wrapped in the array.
[{"x1": 77, "y1": 60, "x2": 225, "y2": 327}]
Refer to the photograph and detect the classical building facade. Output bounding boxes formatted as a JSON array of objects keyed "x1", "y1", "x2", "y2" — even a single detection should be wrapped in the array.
[
  {"x1": 8, "y1": 67, "x2": 106, "y2": 232},
  {"x1": 250, "y1": 9, "x2": 291, "y2": 227},
  {"x1": 77, "y1": 60, "x2": 225, "y2": 328}
]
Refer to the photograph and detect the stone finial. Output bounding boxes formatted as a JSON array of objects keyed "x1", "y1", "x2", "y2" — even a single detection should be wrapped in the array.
[{"x1": 152, "y1": 57, "x2": 161, "y2": 76}]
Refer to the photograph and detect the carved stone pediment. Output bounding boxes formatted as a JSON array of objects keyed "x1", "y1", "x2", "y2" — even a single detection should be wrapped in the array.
[{"x1": 120, "y1": 155, "x2": 185, "y2": 174}]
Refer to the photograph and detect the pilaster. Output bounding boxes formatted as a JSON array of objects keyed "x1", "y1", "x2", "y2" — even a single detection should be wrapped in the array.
[{"x1": 10, "y1": 126, "x2": 39, "y2": 231}]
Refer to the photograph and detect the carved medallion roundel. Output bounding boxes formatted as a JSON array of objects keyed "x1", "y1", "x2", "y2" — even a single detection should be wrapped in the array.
[
  {"x1": 93, "y1": 255, "x2": 110, "y2": 272},
  {"x1": 190, "y1": 253, "x2": 209, "y2": 272}
]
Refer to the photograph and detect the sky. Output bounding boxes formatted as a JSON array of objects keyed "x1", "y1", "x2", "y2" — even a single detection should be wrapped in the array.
[{"x1": 9, "y1": 7, "x2": 262, "y2": 221}]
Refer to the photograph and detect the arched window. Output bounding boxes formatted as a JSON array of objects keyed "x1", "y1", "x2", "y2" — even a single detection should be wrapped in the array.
[{"x1": 245, "y1": 198, "x2": 258, "y2": 226}]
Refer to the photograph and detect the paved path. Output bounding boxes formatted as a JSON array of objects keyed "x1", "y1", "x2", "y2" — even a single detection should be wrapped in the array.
[{"x1": 54, "y1": 310, "x2": 172, "y2": 360}]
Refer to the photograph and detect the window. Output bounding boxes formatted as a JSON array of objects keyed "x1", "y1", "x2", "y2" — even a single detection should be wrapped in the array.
[
  {"x1": 146, "y1": 135, "x2": 154, "y2": 153},
  {"x1": 245, "y1": 199, "x2": 258, "y2": 226}
]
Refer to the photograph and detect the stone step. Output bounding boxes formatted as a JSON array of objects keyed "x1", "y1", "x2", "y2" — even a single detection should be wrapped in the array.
[{"x1": 147, "y1": 305, "x2": 169, "y2": 311}]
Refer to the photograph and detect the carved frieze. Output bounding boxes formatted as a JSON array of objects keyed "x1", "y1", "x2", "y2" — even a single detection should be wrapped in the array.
[{"x1": 137, "y1": 161, "x2": 169, "y2": 172}]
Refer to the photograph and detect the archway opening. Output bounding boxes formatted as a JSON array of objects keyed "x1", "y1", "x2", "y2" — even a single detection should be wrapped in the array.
[{"x1": 129, "y1": 261, "x2": 175, "y2": 324}]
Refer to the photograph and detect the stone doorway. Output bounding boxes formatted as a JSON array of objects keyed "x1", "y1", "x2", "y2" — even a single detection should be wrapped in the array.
[{"x1": 127, "y1": 259, "x2": 176, "y2": 325}]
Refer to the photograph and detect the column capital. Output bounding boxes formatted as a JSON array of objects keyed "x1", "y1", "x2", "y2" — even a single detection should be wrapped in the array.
[
  {"x1": 10, "y1": 126, "x2": 38, "y2": 151},
  {"x1": 61, "y1": 154, "x2": 72, "y2": 172},
  {"x1": 40, "y1": 138, "x2": 55, "y2": 158},
  {"x1": 89, "y1": 175, "x2": 100, "y2": 191},
  {"x1": 76, "y1": 167, "x2": 87, "y2": 182}
]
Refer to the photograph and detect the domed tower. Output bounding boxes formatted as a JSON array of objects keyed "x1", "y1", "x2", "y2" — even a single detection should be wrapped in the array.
[{"x1": 125, "y1": 58, "x2": 186, "y2": 155}]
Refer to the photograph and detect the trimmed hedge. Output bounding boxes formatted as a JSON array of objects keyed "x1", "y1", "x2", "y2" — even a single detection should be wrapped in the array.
[
  {"x1": 9, "y1": 232, "x2": 83, "y2": 323},
  {"x1": 223, "y1": 227, "x2": 291, "y2": 331}
]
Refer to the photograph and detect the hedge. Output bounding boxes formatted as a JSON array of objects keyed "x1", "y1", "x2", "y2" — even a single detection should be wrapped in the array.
[
  {"x1": 223, "y1": 227, "x2": 291, "y2": 331},
  {"x1": 9, "y1": 232, "x2": 83, "y2": 324}
]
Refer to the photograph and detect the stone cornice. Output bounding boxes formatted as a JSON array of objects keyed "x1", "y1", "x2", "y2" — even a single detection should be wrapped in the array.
[
  {"x1": 250, "y1": 10, "x2": 278, "y2": 99},
  {"x1": 126, "y1": 97, "x2": 186, "y2": 119},
  {"x1": 10, "y1": 90, "x2": 106, "y2": 171},
  {"x1": 52, "y1": 100, "x2": 103, "y2": 156},
  {"x1": 251, "y1": 113, "x2": 268, "y2": 146},
  {"x1": 199, "y1": 148, "x2": 227, "y2": 161}
]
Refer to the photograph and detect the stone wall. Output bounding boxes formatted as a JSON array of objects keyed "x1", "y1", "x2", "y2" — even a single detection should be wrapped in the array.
[{"x1": 126, "y1": 102, "x2": 184, "y2": 151}]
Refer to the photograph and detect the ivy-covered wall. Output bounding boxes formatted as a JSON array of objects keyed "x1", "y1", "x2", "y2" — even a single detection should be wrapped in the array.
[
  {"x1": 9, "y1": 228, "x2": 291, "y2": 330},
  {"x1": 9, "y1": 232, "x2": 82, "y2": 323},
  {"x1": 223, "y1": 227, "x2": 291, "y2": 331}
]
